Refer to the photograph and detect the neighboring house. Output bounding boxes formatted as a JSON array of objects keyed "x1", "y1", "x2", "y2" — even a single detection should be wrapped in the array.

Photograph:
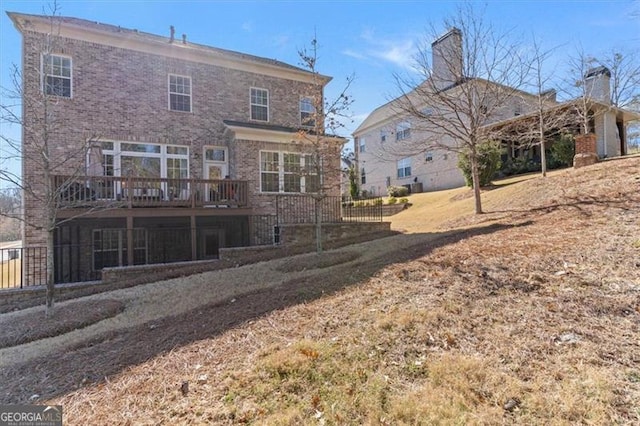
[
  {"x1": 353, "y1": 29, "x2": 638, "y2": 196},
  {"x1": 9, "y1": 12, "x2": 344, "y2": 283}
]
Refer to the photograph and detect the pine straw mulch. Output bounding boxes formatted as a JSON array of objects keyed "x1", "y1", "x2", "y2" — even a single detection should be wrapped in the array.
[
  {"x1": 1, "y1": 158, "x2": 639, "y2": 424},
  {"x1": 0, "y1": 299, "x2": 125, "y2": 349}
]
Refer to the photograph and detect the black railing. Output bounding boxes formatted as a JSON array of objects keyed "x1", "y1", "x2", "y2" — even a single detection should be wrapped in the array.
[
  {"x1": 275, "y1": 195, "x2": 343, "y2": 225},
  {"x1": 341, "y1": 196, "x2": 384, "y2": 222},
  {"x1": 0, "y1": 246, "x2": 47, "y2": 289}
]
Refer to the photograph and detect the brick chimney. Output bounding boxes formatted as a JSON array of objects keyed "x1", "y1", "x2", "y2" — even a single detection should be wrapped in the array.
[
  {"x1": 584, "y1": 66, "x2": 611, "y2": 104},
  {"x1": 431, "y1": 27, "x2": 463, "y2": 91}
]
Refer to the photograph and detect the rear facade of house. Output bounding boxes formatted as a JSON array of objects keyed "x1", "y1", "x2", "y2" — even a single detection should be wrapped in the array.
[{"x1": 9, "y1": 12, "x2": 342, "y2": 283}]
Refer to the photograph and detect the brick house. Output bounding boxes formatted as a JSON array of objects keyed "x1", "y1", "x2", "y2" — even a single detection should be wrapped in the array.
[{"x1": 8, "y1": 12, "x2": 345, "y2": 283}]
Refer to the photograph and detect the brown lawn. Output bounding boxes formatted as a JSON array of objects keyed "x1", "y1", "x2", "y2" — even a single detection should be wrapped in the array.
[{"x1": 0, "y1": 158, "x2": 639, "y2": 425}]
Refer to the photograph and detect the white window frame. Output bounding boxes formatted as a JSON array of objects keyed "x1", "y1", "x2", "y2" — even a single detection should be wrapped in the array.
[
  {"x1": 259, "y1": 150, "x2": 318, "y2": 193},
  {"x1": 94, "y1": 141, "x2": 189, "y2": 200},
  {"x1": 250, "y1": 87, "x2": 269, "y2": 122},
  {"x1": 359, "y1": 137, "x2": 366, "y2": 153},
  {"x1": 168, "y1": 74, "x2": 192, "y2": 112},
  {"x1": 300, "y1": 97, "x2": 316, "y2": 127},
  {"x1": 397, "y1": 157, "x2": 412, "y2": 178},
  {"x1": 396, "y1": 122, "x2": 411, "y2": 141},
  {"x1": 203, "y1": 146, "x2": 227, "y2": 163},
  {"x1": 425, "y1": 152, "x2": 433, "y2": 162},
  {"x1": 42, "y1": 53, "x2": 72, "y2": 98}
]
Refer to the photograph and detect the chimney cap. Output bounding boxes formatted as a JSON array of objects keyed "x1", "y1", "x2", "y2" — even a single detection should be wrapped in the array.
[
  {"x1": 432, "y1": 27, "x2": 462, "y2": 46},
  {"x1": 585, "y1": 66, "x2": 611, "y2": 79}
]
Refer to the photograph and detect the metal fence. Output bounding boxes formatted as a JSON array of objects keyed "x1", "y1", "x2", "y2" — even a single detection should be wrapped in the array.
[
  {"x1": 0, "y1": 246, "x2": 47, "y2": 289},
  {"x1": 341, "y1": 196, "x2": 384, "y2": 222},
  {"x1": 275, "y1": 194, "x2": 383, "y2": 224}
]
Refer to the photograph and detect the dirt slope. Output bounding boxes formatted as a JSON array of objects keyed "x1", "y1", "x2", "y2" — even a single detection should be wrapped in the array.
[{"x1": 1, "y1": 157, "x2": 638, "y2": 424}]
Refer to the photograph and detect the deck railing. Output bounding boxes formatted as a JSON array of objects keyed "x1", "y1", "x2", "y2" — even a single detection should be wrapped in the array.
[{"x1": 53, "y1": 175, "x2": 249, "y2": 208}]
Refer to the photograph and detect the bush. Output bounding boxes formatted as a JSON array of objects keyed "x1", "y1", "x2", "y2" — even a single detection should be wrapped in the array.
[
  {"x1": 372, "y1": 198, "x2": 383, "y2": 206},
  {"x1": 387, "y1": 186, "x2": 409, "y2": 197},
  {"x1": 399, "y1": 198, "x2": 409, "y2": 204},
  {"x1": 550, "y1": 133, "x2": 575, "y2": 167},
  {"x1": 458, "y1": 141, "x2": 502, "y2": 187},
  {"x1": 387, "y1": 197, "x2": 397, "y2": 205}
]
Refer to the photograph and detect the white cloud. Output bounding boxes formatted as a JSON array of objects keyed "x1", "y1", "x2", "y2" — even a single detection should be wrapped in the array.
[{"x1": 343, "y1": 27, "x2": 417, "y2": 70}]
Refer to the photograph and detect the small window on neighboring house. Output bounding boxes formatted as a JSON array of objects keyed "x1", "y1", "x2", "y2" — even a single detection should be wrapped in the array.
[
  {"x1": 397, "y1": 157, "x2": 411, "y2": 178},
  {"x1": 359, "y1": 137, "x2": 366, "y2": 153},
  {"x1": 361, "y1": 167, "x2": 366, "y2": 185},
  {"x1": 43, "y1": 54, "x2": 72, "y2": 97},
  {"x1": 385, "y1": 176, "x2": 391, "y2": 187},
  {"x1": 300, "y1": 97, "x2": 316, "y2": 127},
  {"x1": 514, "y1": 105, "x2": 522, "y2": 116},
  {"x1": 380, "y1": 131, "x2": 387, "y2": 143},
  {"x1": 396, "y1": 122, "x2": 411, "y2": 141},
  {"x1": 443, "y1": 153, "x2": 448, "y2": 161},
  {"x1": 421, "y1": 107, "x2": 433, "y2": 116},
  {"x1": 169, "y1": 74, "x2": 192, "y2": 112},
  {"x1": 425, "y1": 152, "x2": 433, "y2": 162},
  {"x1": 251, "y1": 87, "x2": 269, "y2": 121}
]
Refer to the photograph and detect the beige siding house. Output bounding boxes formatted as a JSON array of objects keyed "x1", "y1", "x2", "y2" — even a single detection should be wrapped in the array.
[{"x1": 353, "y1": 29, "x2": 638, "y2": 196}]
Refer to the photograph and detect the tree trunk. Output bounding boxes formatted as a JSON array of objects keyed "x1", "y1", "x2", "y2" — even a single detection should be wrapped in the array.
[
  {"x1": 45, "y1": 228, "x2": 55, "y2": 317},
  {"x1": 315, "y1": 197, "x2": 323, "y2": 254},
  {"x1": 470, "y1": 155, "x2": 483, "y2": 214},
  {"x1": 539, "y1": 114, "x2": 547, "y2": 177}
]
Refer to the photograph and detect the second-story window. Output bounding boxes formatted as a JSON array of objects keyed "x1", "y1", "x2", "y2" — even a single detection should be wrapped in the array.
[
  {"x1": 251, "y1": 87, "x2": 269, "y2": 121},
  {"x1": 169, "y1": 74, "x2": 192, "y2": 112},
  {"x1": 359, "y1": 137, "x2": 366, "y2": 153},
  {"x1": 43, "y1": 54, "x2": 72, "y2": 97},
  {"x1": 300, "y1": 97, "x2": 316, "y2": 127},
  {"x1": 396, "y1": 122, "x2": 411, "y2": 141}
]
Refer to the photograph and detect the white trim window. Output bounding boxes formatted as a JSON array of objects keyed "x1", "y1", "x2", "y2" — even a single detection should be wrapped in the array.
[
  {"x1": 169, "y1": 74, "x2": 192, "y2": 112},
  {"x1": 43, "y1": 53, "x2": 72, "y2": 97},
  {"x1": 260, "y1": 151, "x2": 319, "y2": 193},
  {"x1": 94, "y1": 141, "x2": 189, "y2": 199},
  {"x1": 300, "y1": 97, "x2": 316, "y2": 127},
  {"x1": 397, "y1": 157, "x2": 412, "y2": 178},
  {"x1": 250, "y1": 87, "x2": 269, "y2": 121},
  {"x1": 396, "y1": 121, "x2": 411, "y2": 141},
  {"x1": 358, "y1": 137, "x2": 366, "y2": 153}
]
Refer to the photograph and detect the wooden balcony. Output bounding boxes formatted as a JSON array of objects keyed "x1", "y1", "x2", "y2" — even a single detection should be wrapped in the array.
[{"x1": 54, "y1": 175, "x2": 249, "y2": 209}]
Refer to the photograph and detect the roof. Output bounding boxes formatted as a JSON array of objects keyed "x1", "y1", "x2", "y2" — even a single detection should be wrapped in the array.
[
  {"x1": 7, "y1": 11, "x2": 332, "y2": 85},
  {"x1": 353, "y1": 77, "x2": 544, "y2": 136},
  {"x1": 223, "y1": 120, "x2": 347, "y2": 144},
  {"x1": 481, "y1": 98, "x2": 640, "y2": 132}
]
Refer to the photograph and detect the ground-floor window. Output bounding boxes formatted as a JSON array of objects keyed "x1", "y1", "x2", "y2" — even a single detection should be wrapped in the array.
[
  {"x1": 93, "y1": 228, "x2": 147, "y2": 269},
  {"x1": 397, "y1": 157, "x2": 412, "y2": 178}
]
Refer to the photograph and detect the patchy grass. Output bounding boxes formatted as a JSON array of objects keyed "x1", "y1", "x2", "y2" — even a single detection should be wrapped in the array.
[
  {"x1": 1, "y1": 157, "x2": 639, "y2": 424},
  {"x1": 0, "y1": 299, "x2": 125, "y2": 348}
]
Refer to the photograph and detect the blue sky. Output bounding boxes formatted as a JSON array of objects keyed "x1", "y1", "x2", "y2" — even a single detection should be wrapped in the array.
[{"x1": 0, "y1": 0, "x2": 639, "y2": 181}]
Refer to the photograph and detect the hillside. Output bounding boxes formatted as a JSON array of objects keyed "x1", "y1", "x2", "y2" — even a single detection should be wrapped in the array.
[{"x1": 1, "y1": 157, "x2": 639, "y2": 424}]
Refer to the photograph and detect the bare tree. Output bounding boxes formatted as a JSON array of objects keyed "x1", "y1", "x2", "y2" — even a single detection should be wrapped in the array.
[
  {"x1": 392, "y1": 3, "x2": 530, "y2": 214},
  {"x1": 297, "y1": 37, "x2": 354, "y2": 253},
  {"x1": 1, "y1": 4, "x2": 123, "y2": 313}
]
